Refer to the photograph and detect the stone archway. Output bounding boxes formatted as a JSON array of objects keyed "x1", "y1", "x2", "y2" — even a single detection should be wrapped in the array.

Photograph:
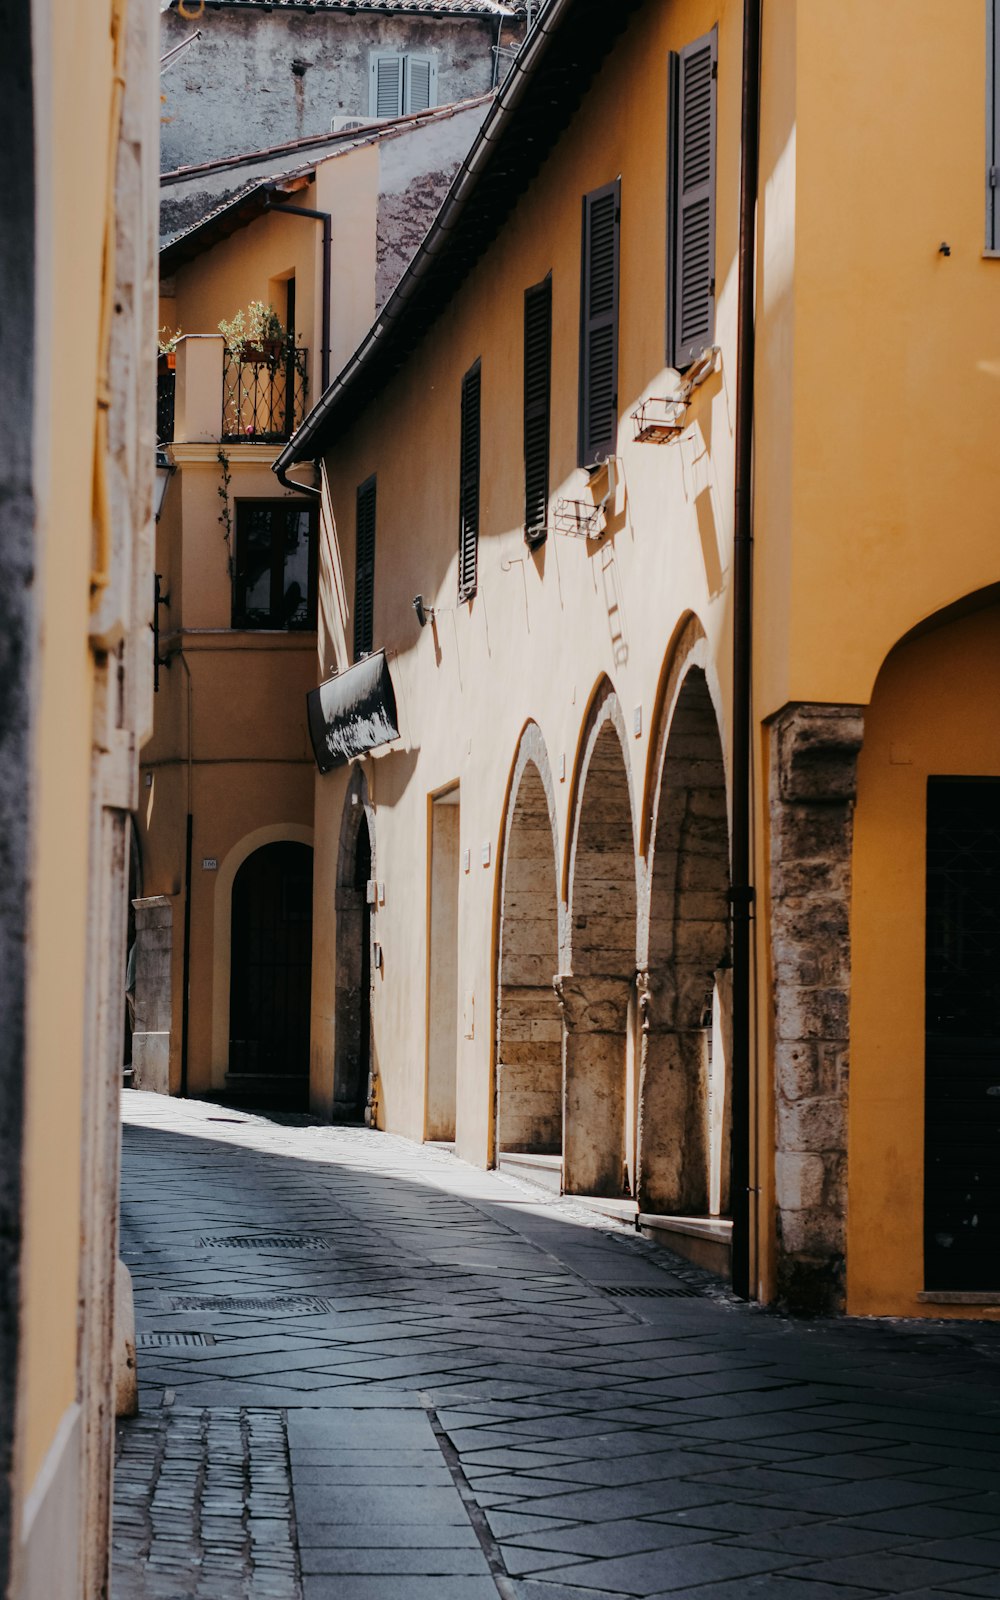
[
  {"x1": 639, "y1": 665, "x2": 731, "y2": 1217},
  {"x1": 562, "y1": 690, "x2": 638, "y2": 1198},
  {"x1": 496, "y1": 728, "x2": 562, "y2": 1156},
  {"x1": 334, "y1": 768, "x2": 376, "y2": 1122}
]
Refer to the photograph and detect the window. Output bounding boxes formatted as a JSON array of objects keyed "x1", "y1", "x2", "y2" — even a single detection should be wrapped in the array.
[
  {"x1": 523, "y1": 276, "x2": 552, "y2": 547},
  {"x1": 369, "y1": 52, "x2": 438, "y2": 119},
  {"x1": 668, "y1": 29, "x2": 718, "y2": 369},
  {"x1": 354, "y1": 476, "x2": 376, "y2": 661},
  {"x1": 232, "y1": 500, "x2": 317, "y2": 630},
  {"x1": 579, "y1": 180, "x2": 621, "y2": 469},
  {"x1": 989, "y1": 1, "x2": 1000, "y2": 250},
  {"x1": 458, "y1": 361, "x2": 481, "y2": 602}
]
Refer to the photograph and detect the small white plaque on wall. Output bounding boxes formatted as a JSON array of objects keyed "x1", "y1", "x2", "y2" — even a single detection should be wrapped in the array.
[{"x1": 202, "y1": 859, "x2": 218, "y2": 871}]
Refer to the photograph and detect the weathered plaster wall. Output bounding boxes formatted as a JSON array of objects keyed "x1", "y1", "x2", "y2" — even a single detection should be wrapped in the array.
[{"x1": 161, "y1": 6, "x2": 504, "y2": 170}]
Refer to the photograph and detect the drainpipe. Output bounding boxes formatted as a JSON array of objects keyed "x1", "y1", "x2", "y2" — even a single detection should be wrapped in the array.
[
  {"x1": 729, "y1": 0, "x2": 763, "y2": 1302},
  {"x1": 264, "y1": 192, "x2": 332, "y2": 392}
]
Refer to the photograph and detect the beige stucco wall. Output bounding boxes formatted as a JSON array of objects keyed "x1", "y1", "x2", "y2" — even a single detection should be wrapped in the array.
[
  {"x1": 310, "y1": 0, "x2": 744, "y2": 1160},
  {"x1": 141, "y1": 442, "x2": 317, "y2": 1096},
  {"x1": 14, "y1": 0, "x2": 157, "y2": 1590}
]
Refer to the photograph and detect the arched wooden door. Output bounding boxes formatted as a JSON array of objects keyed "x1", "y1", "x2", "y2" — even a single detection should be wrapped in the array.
[{"x1": 229, "y1": 842, "x2": 313, "y2": 1078}]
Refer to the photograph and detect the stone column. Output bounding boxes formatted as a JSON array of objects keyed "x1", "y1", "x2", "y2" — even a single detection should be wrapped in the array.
[
  {"x1": 769, "y1": 703, "x2": 864, "y2": 1313},
  {"x1": 132, "y1": 895, "x2": 173, "y2": 1094},
  {"x1": 636, "y1": 970, "x2": 711, "y2": 1215},
  {"x1": 556, "y1": 975, "x2": 631, "y2": 1197}
]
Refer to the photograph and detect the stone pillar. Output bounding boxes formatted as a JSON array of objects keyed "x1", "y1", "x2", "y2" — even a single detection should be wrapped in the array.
[
  {"x1": 769, "y1": 703, "x2": 864, "y2": 1313},
  {"x1": 556, "y1": 975, "x2": 630, "y2": 1197},
  {"x1": 636, "y1": 971, "x2": 711, "y2": 1216},
  {"x1": 132, "y1": 895, "x2": 173, "y2": 1094}
]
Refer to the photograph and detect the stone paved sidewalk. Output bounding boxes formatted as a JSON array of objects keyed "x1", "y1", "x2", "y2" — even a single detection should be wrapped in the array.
[{"x1": 115, "y1": 1091, "x2": 1000, "y2": 1600}]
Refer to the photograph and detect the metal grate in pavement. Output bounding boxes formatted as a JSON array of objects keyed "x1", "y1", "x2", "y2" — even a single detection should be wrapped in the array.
[
  {"x1": 170, "y1": 1293, "x2": 334, "y2": 1314},
  {"x1": 200, "y1": 1233, "x2": 333, "y2": 1251},
  {"x1": 136, "y1": 1331, "x2": 216, "y2": 1349},
  {"x1": 602, "y1": 1283, "x2": 700, "y2": 1298}
]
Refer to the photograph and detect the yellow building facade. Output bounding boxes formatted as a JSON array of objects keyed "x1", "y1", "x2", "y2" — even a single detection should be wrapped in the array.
[
  {"x1": 145, "y1": 109, "x2": 486, "y2": 1103},
  {"x1": 0, "y1": 2, "x2": 158, "y2": 1596},
  {"x1": 275, "y1": 0, "x2": 1000, "y2": 1318}
]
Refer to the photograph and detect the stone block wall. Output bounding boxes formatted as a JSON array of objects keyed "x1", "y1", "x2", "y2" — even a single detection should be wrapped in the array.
[{"x1": 769, "y1": 703, "x2": 864, "y2": 1313}]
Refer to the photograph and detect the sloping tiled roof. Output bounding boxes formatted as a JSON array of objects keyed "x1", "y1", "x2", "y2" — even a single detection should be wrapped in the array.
[
  {"x1": 277, "y1": 0, "x2": 642, "y2": 468},
  {"x1": 167, "y1": 1, "x2": 526, "y2": 15}
]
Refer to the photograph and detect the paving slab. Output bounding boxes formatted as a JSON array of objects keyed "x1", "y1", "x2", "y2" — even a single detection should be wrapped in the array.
[{"x1": 115, "y1": 1093, "x2": 1000, "y2": 1600}]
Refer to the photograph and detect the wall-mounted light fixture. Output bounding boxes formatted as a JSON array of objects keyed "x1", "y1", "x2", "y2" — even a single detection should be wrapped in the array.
[{"x1": 412, "y1": 594, "x2": 436, "y2": 628}]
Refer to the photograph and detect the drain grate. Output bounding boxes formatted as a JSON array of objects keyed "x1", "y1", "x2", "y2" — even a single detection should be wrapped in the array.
[
  {"x1": 137, "y1": 1331, "x2": 217, "y2": 1349},
  {"x1": 602, "y1": 1284, "x2": 699, "y2": 1299},
  {"x1": 170, "y1": 1294, "x2": 333, "y2": 1314},
  {"x1": 200, "y1": 1233, "x2": 333, "y2": 1251}
]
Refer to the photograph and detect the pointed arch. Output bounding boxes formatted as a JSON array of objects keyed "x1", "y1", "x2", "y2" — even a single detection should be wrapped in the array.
[
  {"x1": 639, "y1": 652, "x2": 731, "y2": 1219},
  {"x1": 495, "y1": 724, "x2": 562, "y2": 1155},
  {"x1": 562, "y1": 682, "x2": 640, "y2": 1197}
]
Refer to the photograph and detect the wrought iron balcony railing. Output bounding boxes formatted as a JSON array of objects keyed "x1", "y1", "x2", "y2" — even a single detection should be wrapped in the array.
[
  {"x1": 157, "y1": 368, "x2": 176, "y2": 444},
  {"x1": 221, "y1": 343, "x2": 308, "y2": 444}
]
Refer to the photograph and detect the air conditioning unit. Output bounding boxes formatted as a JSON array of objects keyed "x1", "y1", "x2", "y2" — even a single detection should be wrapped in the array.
[{"x1": 330, "y1": 115, "x2": 367, "y2": 133}]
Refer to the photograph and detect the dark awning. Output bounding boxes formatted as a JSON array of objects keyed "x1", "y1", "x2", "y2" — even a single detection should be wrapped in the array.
[{"x1": 306, "y1": 651, "x2": 399, "y2": 773}]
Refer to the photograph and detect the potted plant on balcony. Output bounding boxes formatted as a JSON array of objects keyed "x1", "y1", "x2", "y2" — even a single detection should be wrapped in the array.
[
  {"x1": 157, "y1": 326, "x2": 182, "y2": 372},
  {"x1": 218, "y1": 301, "x2": 287, "y2": 365}
]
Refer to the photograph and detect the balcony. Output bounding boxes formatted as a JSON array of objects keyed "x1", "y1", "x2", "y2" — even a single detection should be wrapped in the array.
[
  {"x1": 221, "y1": 342, "x2": 308, "y2": 444},
  {"x1": 157, "y1": 335, "x2": 308, "y2": 447}
]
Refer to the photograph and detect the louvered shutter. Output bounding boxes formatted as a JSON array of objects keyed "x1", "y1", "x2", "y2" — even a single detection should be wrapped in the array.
[
  {"x1": 353, "y1": 476, "x2": 376, "y2": 660},
  {"x1": 404, "y1": 54, "x2": 437, "y2": 114},
  {"x1": 370, "y1": 54, "x2": 404, "y2": 119},
  {"x1": 578, "y1": 180, "x2": 621, "y2": 469},
  {"x1": 458, "y1": 361, "x2": 481, "y2": 602},
  {"x1": 989, "y1": 1, "x2": 1000, "y2": 250},
  {"x1": 523, "y1": 277, "x2": 552, "y2": 546},
  {"x1": 669, "y1": 30, "x2": 717, "y2": 368}
]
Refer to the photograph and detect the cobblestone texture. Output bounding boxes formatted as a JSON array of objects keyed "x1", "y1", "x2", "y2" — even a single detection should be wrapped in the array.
[
  {"x1": 114, "y1": 1407, "x2": 300, "y2": 1599},
  {"x1": 116, "y1": 1092, "x2": 1000, "y2": 1600}
]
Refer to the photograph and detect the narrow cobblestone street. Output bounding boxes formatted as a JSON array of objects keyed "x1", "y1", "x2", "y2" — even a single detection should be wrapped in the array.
[{"x1": 116, "y1": 1092, "x2": 1000, "y2": 1600}]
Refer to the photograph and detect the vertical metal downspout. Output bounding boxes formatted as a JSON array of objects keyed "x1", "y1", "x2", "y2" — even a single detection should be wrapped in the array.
[
  {"x1": 730, "y1": 0, "x2": 763, "y2": 1301},
  {"x1": 180, "y1": 812, "x2": 193, "y2": 1097},
  {"x1": 265, "y1": 194, "x2": 332, "y2": 393}
]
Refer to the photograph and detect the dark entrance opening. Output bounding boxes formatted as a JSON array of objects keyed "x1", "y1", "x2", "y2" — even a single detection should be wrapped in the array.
[
  {"x1": 925, "y1": 777, "x2": 1000, "y2": 1290},
  {"x1": 353, "y1": 820, "x2": 372, "y2": 1119},
  {"x1": 229, "y1": 841, "x2": 313, "y2": 1107}
]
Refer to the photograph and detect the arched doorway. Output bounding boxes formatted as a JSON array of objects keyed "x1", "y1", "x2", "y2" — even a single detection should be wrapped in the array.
[
  {"x1": 334, "y1": 773, "x2": 375, "y2": 1122},
  {"x1": 640, "y1": 666, "x2": 730, "y2": 1218},
  {"x1": 229, "y1": 841, "x2": 313, "y2": 1094},
  {"x1": 496, "y1": 732, "x2": 561, "y2": 1157},
  {"x1": 563, "y1": 695, "x2": 638, "y2": 1197}
]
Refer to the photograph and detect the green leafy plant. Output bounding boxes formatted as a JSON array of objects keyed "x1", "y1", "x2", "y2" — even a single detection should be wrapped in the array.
[
  {"x1": 157, "y1": 326, "x2": 183, "y2": 355},
  {"x1": 218, "y1": 301, "x2": 286, "y2": 358},
  {"x1": 217, "y1": 449, "x2": 234, "y2": 579}
]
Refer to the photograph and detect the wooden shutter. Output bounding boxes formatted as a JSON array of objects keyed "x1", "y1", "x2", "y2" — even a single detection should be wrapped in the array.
[
  {"x1": 458, "y1": 361, "x2": 481, "y2": 602},
  {"x1": 989, "y1": 1, "x2": 1000, "y2": 250},
  {"x1": 669, "y1": 29, "x2": 717, "y2": 368},
  {"x1": 370, "y1": 54, "x2": 404, "y2": 118},
  {"x1": 404, "y1": 55, "x2": 437, "y2": 114},
  {"x1": 353, "y1": 476, "x2": 376, "y2": 660},
  {"x1": 523, "y1": 276, "x2": 552, "y2": 546},
  {"x1": 579, "y1": 180, "x2": 621, "y2": 468}
]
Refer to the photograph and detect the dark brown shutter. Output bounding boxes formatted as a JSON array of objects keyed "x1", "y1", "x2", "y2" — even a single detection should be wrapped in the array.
[
  {"x1": 990, "y1": 1, "x2": 1000, "y2": 250},
  {"x1": 353, "y1": 475, "x2": 376, "y2": 660},
  {"x1": 458, "y1": 361, "x2": 481, "y2": 601},
  {"x1": 523, "y1": 276, "x2": 552, "y2": 546},
  {"x1": 579, "y1": 180, "x2": 621, "y2": 468},
  {"x1": 668, "y1": 29, "x2": 717, "y2": 369}
]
